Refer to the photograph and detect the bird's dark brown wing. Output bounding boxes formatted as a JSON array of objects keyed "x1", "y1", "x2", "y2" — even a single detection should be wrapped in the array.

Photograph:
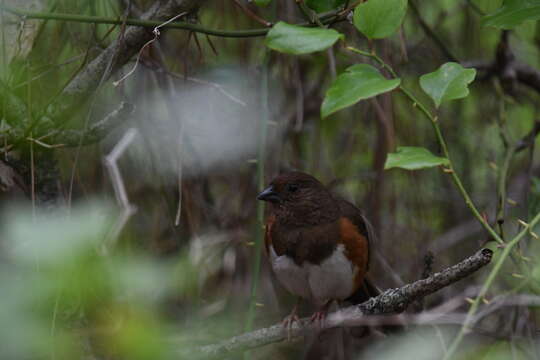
[{"x1": 331, "y1": 196, "x2": 374, "y2": 300}]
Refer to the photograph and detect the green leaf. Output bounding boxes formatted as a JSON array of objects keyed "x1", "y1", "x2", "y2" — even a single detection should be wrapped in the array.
[
  {"x1": 419, "y1": 62, "x2": 476, "y2": 108},
  {"x1": 482, "y1": 0, "x2": 540, "y2": 29},
  {"x1": 265, "y1": 22, "x2": 344, "y2": 55},
  {"x1": 321, "y1": 64, "x2": 400, "y2": 118},
  {"x1": 354, "y1": 0, "x2": 408, "y2": 39},
  {"x1": 306, "y1": 0, "x2": 346, "y2": 12},
  {"x1": 384, "y1": 146, "x2": 449, "y2": 170}
]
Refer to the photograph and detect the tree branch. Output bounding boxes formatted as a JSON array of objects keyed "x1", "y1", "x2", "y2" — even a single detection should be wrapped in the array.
[
  {"x1": 196, "y1": 249, "x2": 493, "y2": 357},
  {"x1": 477, "y1": 31, "x2": 540, "y2": 95},
  {"x1": 53, "y1": 102, "x2": 135, "y2": 146}
]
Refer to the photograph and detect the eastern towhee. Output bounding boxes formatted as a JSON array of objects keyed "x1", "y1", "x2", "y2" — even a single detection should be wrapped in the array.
[{"x1": 257, "y1": 171, "x2": 378, "y2": 331}]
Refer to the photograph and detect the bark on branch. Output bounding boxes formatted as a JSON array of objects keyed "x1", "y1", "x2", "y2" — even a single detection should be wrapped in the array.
[{"x1": 196, "y1": 248, "x2": 493, "y2": 357}]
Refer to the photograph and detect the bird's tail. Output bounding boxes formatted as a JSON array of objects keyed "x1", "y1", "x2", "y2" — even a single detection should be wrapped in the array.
[
  {"x1": 345, "y1": 276, "x2": 381, "y2": 304},
  {"x1": 346, "y1": 276, "x2": 406, "y2": 337}
]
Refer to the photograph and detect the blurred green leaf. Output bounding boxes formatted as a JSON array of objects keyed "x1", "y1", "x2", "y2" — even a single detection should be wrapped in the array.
[
  {"x1": 5, "y1": 203, "x2": 112, "y2": 266},
  {"x1": 321, "y1": 64, "x2": 400, "y2": 118},
  {"x1": 353, "y1": 0, "x2": 408, "y2": 39},
  {"x1": 0, "y1": 203, "x2": 204, "y2": 360},
  {"x1": 482, "y1": 0, "x2": 540, "y2": 29},
  {"x1": 113, "y1": 255, "x2": 198, "y2": 305},
  {"x1": 384, "y1": 146, "x2": 449, "y2": 170},
  {"x1": 104, "y1": 308, "x2": 168, "y2": 360},
  {"x1": 254, "y1": 0, "x2": 272, "y2": 6},
  {"x1": 306, "y1": 0, "x2": 346, "y2": 12},
  {"x1": 265, "y1": 21, "x2": 344, "y2": 55},
  {"x1": 419, "y1": 62, "x2": 476, "y2": 108},
  {"x1": 466, "y1": 340, "x2": 528, "y2": 360}
]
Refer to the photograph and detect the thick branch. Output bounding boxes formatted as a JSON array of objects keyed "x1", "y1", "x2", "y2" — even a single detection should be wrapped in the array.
[
  {"x1": 479, "y1": 31, "x2": 540, "y2": 94},
  {"x1": 515, "y1": 62, "x2": 540, "y2": 93},
  {"x1": 516, "y1": 119, "x2": 540, "y2": 153},
  {"x1": 44, "y1": 1, "x2": 200, "y2": 123},
  {"x1": 197, "y1": 249, "x2": 493, "y2": 357}
]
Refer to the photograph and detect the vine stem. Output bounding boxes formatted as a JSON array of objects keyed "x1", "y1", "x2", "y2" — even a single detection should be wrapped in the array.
[
  {"x1": 443, "y1": 212, "x2": 540, "y2": 359},
  {"x1": 346, "y1": 45, "x2": 540, "y2": 358},
  {"x1": 244, "y1": 51, "x2": 270, "y2": 354},
  {"x1": 0, "y1": 4, "x2": 341, "y2": 38},
  {"x1": 346, "y1": 46, "x2": 504, "y2": 245}
]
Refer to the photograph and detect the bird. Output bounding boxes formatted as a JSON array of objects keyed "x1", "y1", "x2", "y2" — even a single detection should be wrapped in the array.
[{"x1": 257, "y1": 171, "x2": 378, "y2": 332}]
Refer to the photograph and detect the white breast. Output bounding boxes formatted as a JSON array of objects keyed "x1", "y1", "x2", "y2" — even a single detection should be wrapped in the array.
[
  {"x1": 269, "y1": 244, "x2": 357, "y2": 307},
  {"x1": 269, "y1": 246, "x2": 312, "y2": 300}
]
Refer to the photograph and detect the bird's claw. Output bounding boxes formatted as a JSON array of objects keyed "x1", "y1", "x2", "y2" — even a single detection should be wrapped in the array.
[
  {"x1": 310, "y1": 310, "x2": 327, "y2": 329},
  {"x1": 282, "y1": 313, "x2": 300, "y2": 341}
]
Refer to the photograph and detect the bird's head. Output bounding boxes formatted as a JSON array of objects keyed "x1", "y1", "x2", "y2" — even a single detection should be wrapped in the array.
[{"x1": 257, "y1": 172, "x2": 335, "y2": 222}]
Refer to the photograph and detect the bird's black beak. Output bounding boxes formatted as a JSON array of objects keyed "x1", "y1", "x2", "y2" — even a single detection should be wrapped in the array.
[{"x1": 257, "y1": 186, "x2": 281, "y2": 203}]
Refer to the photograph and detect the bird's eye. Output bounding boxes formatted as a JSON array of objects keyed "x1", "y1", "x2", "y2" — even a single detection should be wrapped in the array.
[{"x1": 286, "y1": 184, "x2": 299, "y2": 193}]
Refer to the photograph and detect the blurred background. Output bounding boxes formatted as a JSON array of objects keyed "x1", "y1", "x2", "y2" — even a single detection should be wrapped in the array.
[{"x1": 0, "y1": 0, "x2": 540, "y2": 359}]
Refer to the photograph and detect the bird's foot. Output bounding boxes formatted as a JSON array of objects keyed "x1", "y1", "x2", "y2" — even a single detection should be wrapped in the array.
[
  {"x1": 310, "y1": 301, "x2": 332, "y2": 329},
  {"x1": 310, "y1": 310, "x2": 327, "y2": 329},
  {"x1": 282, "y1": 311, "x2": 300, "y2": 341}
]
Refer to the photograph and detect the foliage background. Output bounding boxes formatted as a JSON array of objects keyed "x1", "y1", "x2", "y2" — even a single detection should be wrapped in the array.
[{"x1": 1, "y1": 0, "x2": 540, "y2": 359}]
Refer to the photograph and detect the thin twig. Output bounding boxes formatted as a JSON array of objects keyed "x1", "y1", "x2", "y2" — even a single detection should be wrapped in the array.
[
  {"x1": 113, "y1": 11, "x2": 188, "y2": 86},
  {"x1": 516, "y1": 120, "x2": 540, "y2": 153},
  {"x1": 495, "y1": 94, "x2": 513, "y2": 239},
  {"x1": 102, "y1": 128, "x2": 138, "y2": 253},
  {"x1": 166, "y1": 71, "x2": 247, "y2": 107},
  {"x1": 232, "y1": 0, "x2": 272, "y2": 27},
  {"x1": 409, "y1": 0, "x2": 459, "y2": 62},
  {"x1": 472, "y1": 294, "x2": 540, "y2": 324},
  {"x1": 30, "y1": 131, "x2": 35, "y2": 219},
  {"x1": 244, "y1": 51, "x2": 270, "y2": 337}
]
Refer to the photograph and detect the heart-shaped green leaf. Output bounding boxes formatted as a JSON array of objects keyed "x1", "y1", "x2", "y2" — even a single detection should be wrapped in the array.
[
  {"x1": 419, "y1": 62, "x2": 476, "y2": 108},
  {"x1": 265, "y1": 22, "x2": 344, "y2": 55},
  {"x1": 384, "y1": 146, "x2": 449, "y2": 170},
  {"x1": 482, "y1": 0, "x2": 540, "y2": 29},
  {"x1": 353, "y1": 0, "x2": 408, "y2": 39},
  {"x1": 321, "y1": 64, "x2": 400, "y2": 118}
]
